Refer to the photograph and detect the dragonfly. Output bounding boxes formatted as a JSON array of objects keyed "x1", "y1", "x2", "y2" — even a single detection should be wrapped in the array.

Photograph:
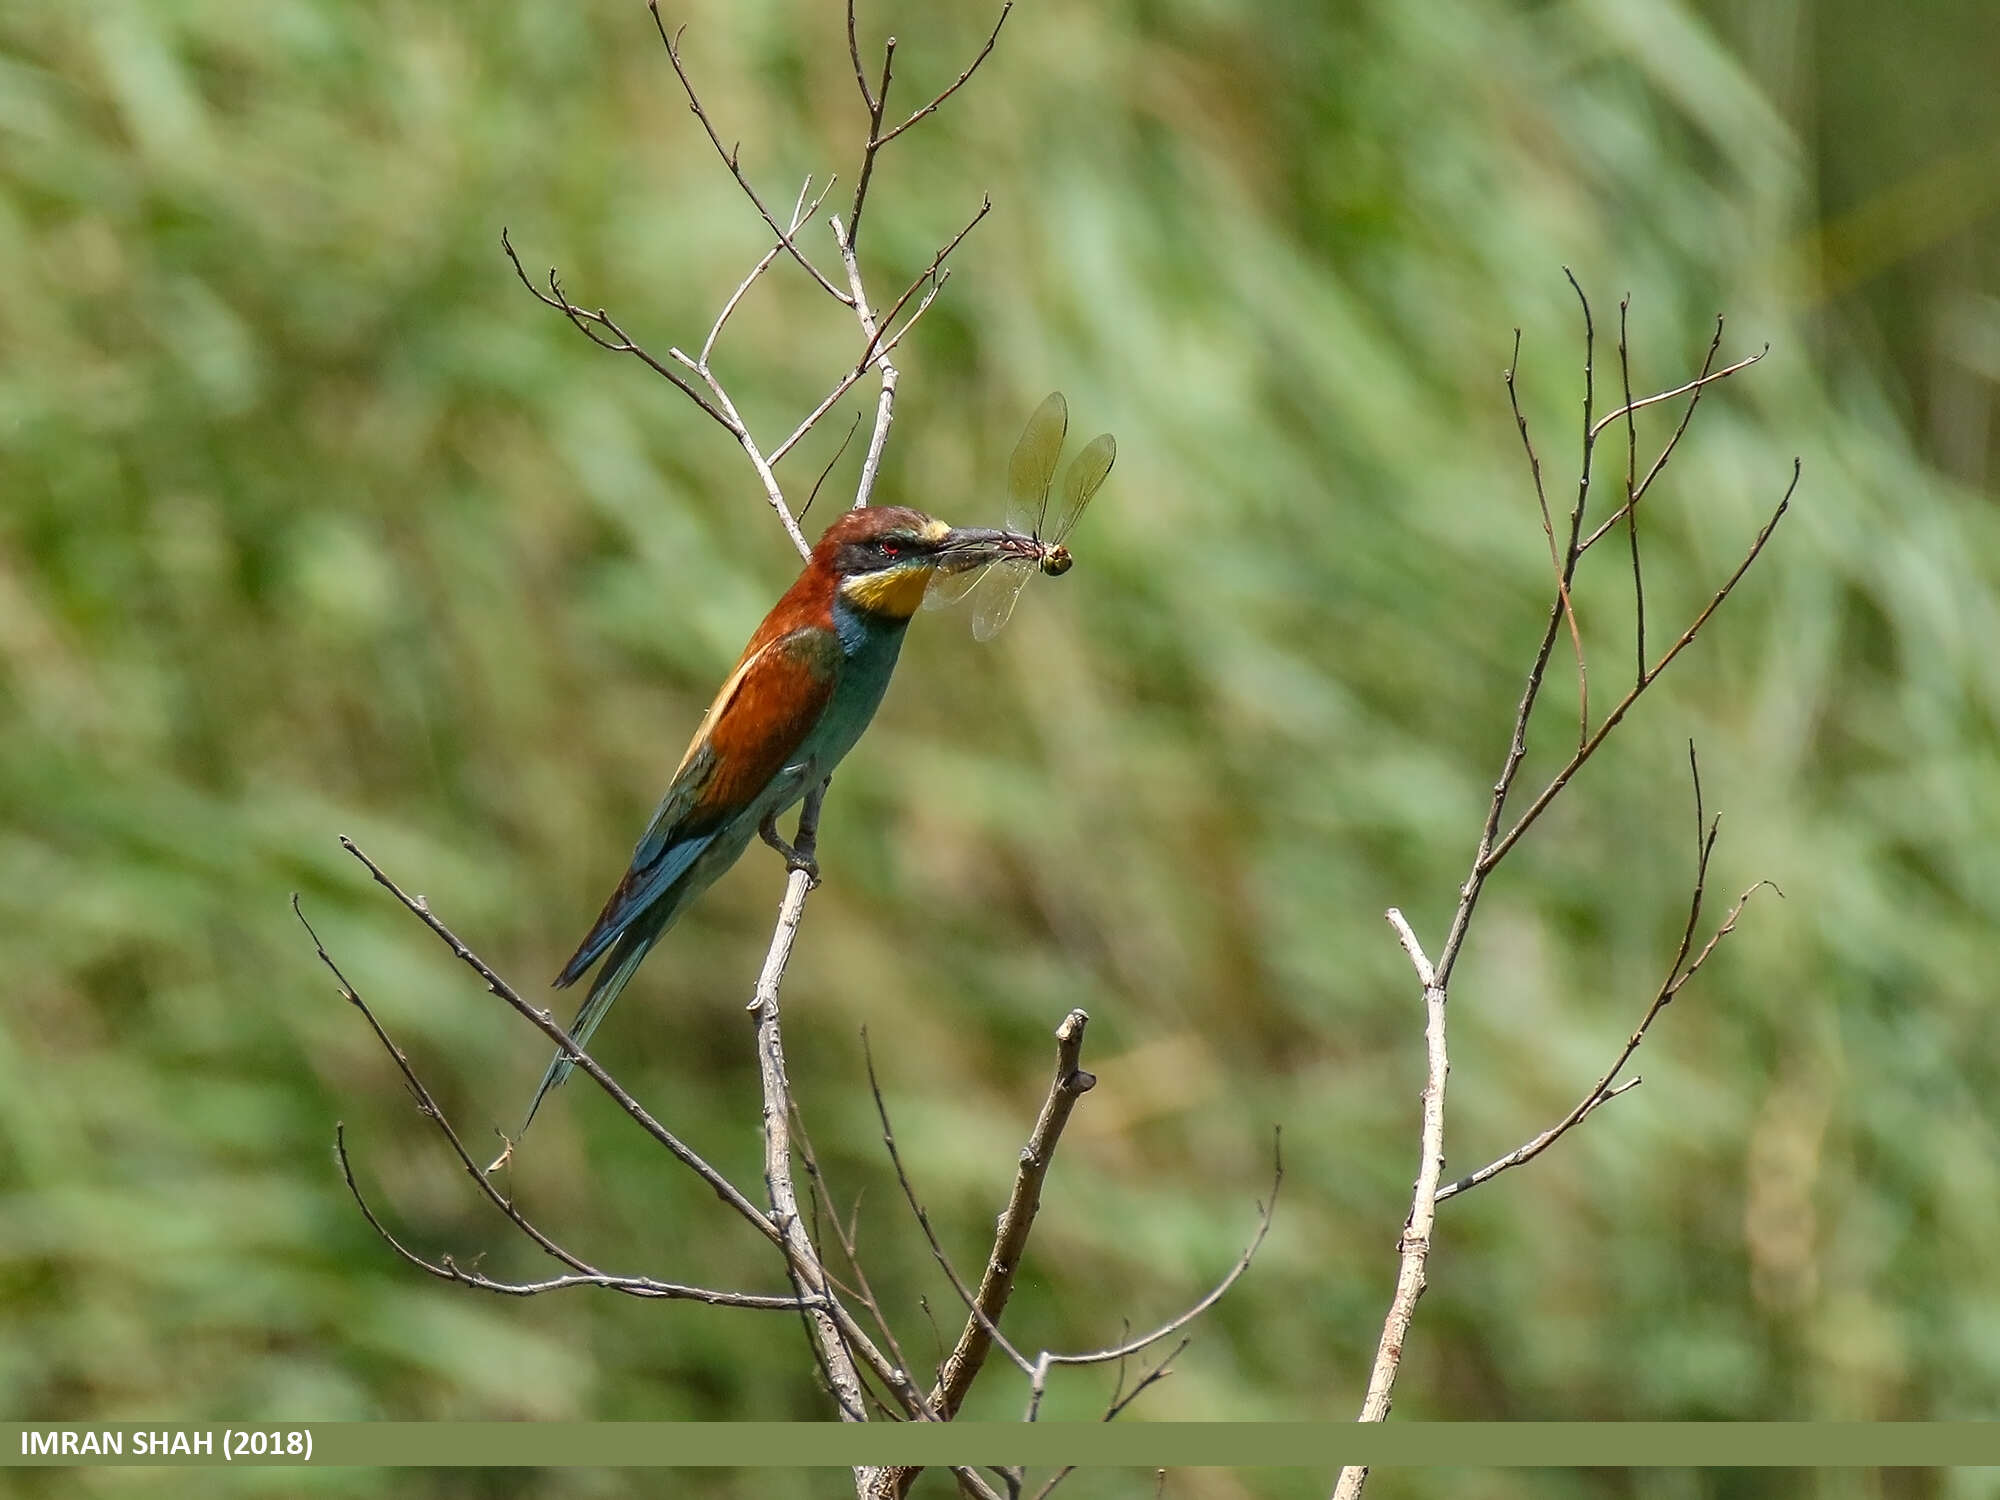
[{"x1": 927, "y1": 391, "x2": 1116, "y2": 640}]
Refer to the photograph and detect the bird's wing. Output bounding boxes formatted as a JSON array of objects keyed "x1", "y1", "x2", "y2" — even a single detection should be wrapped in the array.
[{"x1": 554, "y1": 625, "x2": 841, "y2": 987}]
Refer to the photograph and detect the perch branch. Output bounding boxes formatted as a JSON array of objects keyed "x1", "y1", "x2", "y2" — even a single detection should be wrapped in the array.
[
  {"x1": 1331, "y1": 910, "x2": 1447, "y2": 1500},
  {"x1": 745, "y1": 780, "x2": 871, "y2": 1421}
]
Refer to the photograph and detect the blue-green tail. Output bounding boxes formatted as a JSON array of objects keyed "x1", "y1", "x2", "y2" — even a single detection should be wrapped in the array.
[{"x1": 520, "y1": 921, "x2": 660, "y2": 1134}]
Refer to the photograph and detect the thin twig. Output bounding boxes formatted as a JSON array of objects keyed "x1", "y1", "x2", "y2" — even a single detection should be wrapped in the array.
[
  {"x1": 1439, "y1": 749, "x2": 1780, "y2": 1201},
  {"x1": 651, "y1": 6, "x2": 854, "y2": 306},
  {"x1": 1332, "y1": 912, "x2": 1446, "y2": 1500},
  {"x1": 299, "y1": 898, "x2": 807, "y2": 1309},
  {"x1": 1618, "y1": 296, "x2": 1646, "y2": 681},
  {"x1": 1588, "y1": 340, "x2": 1766, "y2": 441},
  {"x1": 1507, "y1": 326, "x2": 1590, "y2": 753},
  {"x1": 1581, "y1": 333, "x2": 1762, "y2": 552},
  {"x1": 1482, "y1": 463, "x2": 1798, "y2": 870},
  {"x1": 846, "y1": 0, "x2": 878, "y2": 115},
  {"x1": 334, "y1": 1129, "x2": 807, "y2": 1306},
  {"x1": 848, "y1": 4, "x2": 1011, "y2": 247},
  {"x1": 1022, "y1": 1139, "x2": 1282, "y2": 1420},
  {"x1": 1103, "y1": 1337, "x2": 1189, "y2": 1422},
  {"x1": 877, "y1": 6, "x2": 1012, "y2": 149},
  {"x1": 846, "y1": 20, "x2": 895, "y2": 248},
  {"x1": 501, "y1": 228, "x2": 732, "y2": 432},
  {"x1": 335, "y1": 838, "x2": 785, "y2": 1239},
  {"x1": 770, "y1": 193, "x2": 989, "y2": 468},
  {"x1": 794, "y1": 1103, "x2": 916, "y2": 1396},
  {"x1": 769, "y1": 252, "x2": 962, "y2": 468},
  {"x1": 701, "y1": 175, "x2": 837, "y2": 368},
  {"x1": 667, "y1": 336, "x2": 813, "y2": 558}
]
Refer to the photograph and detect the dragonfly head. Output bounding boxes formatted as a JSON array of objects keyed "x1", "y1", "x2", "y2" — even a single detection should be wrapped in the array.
[{"x1": 1038, "y1": 543, "x2": 1073, "y2": 577}]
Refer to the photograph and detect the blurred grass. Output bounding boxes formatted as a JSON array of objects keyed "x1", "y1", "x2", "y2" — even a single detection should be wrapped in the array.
[{"x1": 3, "y1": 0, "x2": 1999, "y2": 1498}]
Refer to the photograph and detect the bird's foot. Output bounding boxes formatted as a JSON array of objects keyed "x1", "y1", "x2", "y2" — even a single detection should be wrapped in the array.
[{"x1": 758, "y1": 812, "x2": 821, "y2": 888}]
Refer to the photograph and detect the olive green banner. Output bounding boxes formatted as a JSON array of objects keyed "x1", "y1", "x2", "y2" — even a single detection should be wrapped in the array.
[{"x1": 4, "y1": 1423, "x2": 1998, "y2": 1468}]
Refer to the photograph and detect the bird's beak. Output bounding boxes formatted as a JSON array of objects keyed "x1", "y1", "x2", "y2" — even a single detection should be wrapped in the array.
[{"x1": 934, "y1": 526, "x2": 1037, "y2": 574}]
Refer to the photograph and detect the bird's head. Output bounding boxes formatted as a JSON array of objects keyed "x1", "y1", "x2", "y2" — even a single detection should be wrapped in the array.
[{"x1": 817, "y1": 506, "x2": 1033, "y2": 620}]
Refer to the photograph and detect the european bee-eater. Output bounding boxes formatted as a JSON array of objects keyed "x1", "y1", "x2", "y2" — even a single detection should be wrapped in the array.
[{"x1": 522, "y1": 505, "x2": 1034, "y2": 1130}]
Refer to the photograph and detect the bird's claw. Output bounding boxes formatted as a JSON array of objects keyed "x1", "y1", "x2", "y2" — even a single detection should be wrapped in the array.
[{"x1": 759, "y1": 811, "x2": 820, "y2": 887}]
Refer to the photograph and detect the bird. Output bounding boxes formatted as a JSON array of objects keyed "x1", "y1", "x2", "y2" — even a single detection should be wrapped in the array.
[{"x1": 520, "y1": 504, "x2": 1035, "y2": 1132}]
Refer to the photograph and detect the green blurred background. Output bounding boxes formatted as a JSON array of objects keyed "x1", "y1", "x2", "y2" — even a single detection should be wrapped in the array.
[{"x1": 4, "y1": 0, "x2": 1999, "y2": 1496}]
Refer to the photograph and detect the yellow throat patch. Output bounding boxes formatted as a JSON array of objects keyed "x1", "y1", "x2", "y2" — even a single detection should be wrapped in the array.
[{"x1": 839, "y1": 563, "x2": 936, "y2": 619}]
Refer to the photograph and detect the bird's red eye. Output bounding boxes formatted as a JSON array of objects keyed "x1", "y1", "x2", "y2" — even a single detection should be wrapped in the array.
[{"x1": 882, "y1": 541, "x2": 903, "y2": 558}]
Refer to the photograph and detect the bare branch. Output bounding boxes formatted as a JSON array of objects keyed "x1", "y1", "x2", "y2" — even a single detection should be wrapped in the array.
[
  {"x1": 849, "y1": 4, "x2": 1011, "y2": 247},
  {"x1": 700, "y1": 174, "x2": 837, "y2": 368},
  {"x1": 1023, "y1": 1138, "x2": 1282, "y2": 1420},
  {"x1": 1103, "y1": 1337, "x2": 1190, "y2": 1422},
  {"x1": 501, "y1": 228, "x2": 733, "y2": 431},
  {"x1": 333, "y1": 838, "x2": 787, "y2": 1242},
  {"x1": 334, "y1": 1128, "x2": 808, "y2": 1306},
  {"x1": 299, "y1": 898, "x2": 808, "y2": 1312},
  {"x1": 1588, "y1": 340, "x2": 1767, "y2": 441},
  {"x1": 1482, "y1": 462, "x2": 1798, "y2": 870},
  {"x1": 846, "y1": 0, "x2": 878, "y2": 115},
  {"x1": 864, "y1": 196, "x2": 991, "y2": 371},
  {"x1": 1581, "y1": 329, "x2": 1764, "y2": 553},
  {"x1": 743, "y1": 782, "x2": 871, "y2": 1422},
  {"x1": 769, "y1": 244, "x2": 967, "y2": 469},
  {"x1": 665, "y1": 337, "x2": 814, "y2": 558},
  {"x1": 1333, "y1": 913, "x2": 1447, "y2": 1500},
  {"x1": 1337, "y1": 298, "x2": 1786, "y2": 1500},
  {"x1": 1618, "y1": 296, "x2": 1646, "y2": 681},
  {"x1": 877, "y1": 5, "x2": 1013, "y2": 149},
  {"x1": 1562, "y1": 267, "x2": 1598, "y2": 747},
  {"x1": 1438, "y1": 747, "x2": 1780, "y2": 1201},
  {"x1": 650, "y1": 6, "x2": 854, "y2": 306},
  {"x1": 1507, "y1": 326, "x2": 1590, "y2": 752},
  {"x1": 867, "y1": 1036, "x2": 1040, "y2": 1390},
  {"x1": 846, "y1": 25, "x2": 895, "y2": 248},
  {"x1": 930, "y1": 1008, "x2": 1098, "y2": 1414}
]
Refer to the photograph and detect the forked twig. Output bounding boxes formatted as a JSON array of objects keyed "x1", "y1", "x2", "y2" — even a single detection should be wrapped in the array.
[
  {"x1": 298, "y1": 897, "x2": 806, "y2": 1310},
  {"x1": 1337, "y1": 288, "x2": 1794, "y2": 1500},
  {"x1": 846, "y1": 2, "x2": 1012, "y2": 246},
  {"x1": 1021, "y1": 1140, "x2": 1280, "y2": 1422},
  {"x1": 652, "y1": 6, "x2": 853, "y2": 306},
  {"x1": 1481, "y1": 463, "x2": 1796, "y2": 870},
  {"x1": 501, "y1": 228, "x2": 732, "y2": 432},
  {"x1": 1437, "y1": 746, "x2": 1781, "y2": 1202}
]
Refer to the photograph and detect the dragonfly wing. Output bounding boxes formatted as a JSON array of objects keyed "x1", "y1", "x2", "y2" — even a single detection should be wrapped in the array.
[
  {"x1": 1053, "y1": 433, "x2": 1116, "y2": 543},
  {"x1": 1006, "y1": 392, "x2": 1068, "y2": 536},
  {"x1": 971, "y1": 559, "x2": 1033, "y2": 641},
  {"x1": 923, "y1": 561, "x2": 989, "y2": 610}
]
